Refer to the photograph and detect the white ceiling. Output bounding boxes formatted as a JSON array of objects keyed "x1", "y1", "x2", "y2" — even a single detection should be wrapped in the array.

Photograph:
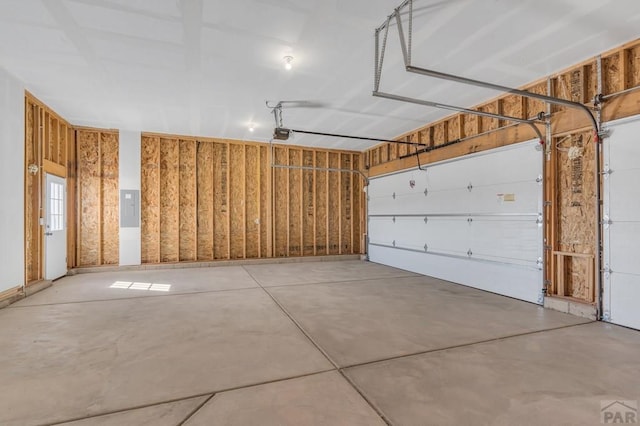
[{"x1": 1, "y1": 0, "x2": 639, "y2": 151}]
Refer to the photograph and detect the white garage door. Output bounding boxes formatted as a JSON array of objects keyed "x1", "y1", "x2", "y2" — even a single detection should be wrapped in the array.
[
  {"x1": 368, "y1": 140, "x2": 544, "y2": 304},
  {"x1": 603, "y1": 115, "x2": 640, "y2": 330}
]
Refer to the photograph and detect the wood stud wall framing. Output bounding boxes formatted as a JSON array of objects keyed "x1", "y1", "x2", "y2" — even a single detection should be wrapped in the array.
[
  {"x1": 140, "y1": 134, "x2": 364, "y2": 264},
  {"x1": 366, "y1": 39, "x2": 640, "y2": 175},
  {"x1": 24, "y1": 93, "x2": 76, "y2": 285}
]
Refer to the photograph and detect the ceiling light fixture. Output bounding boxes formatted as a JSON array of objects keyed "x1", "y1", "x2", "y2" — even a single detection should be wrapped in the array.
[
  {"x1": 248, "y1": 124, "x2": 255, "y2": 132},
  {"x1": 283, "y1": 55, "x2": 293, "y2": 70}
]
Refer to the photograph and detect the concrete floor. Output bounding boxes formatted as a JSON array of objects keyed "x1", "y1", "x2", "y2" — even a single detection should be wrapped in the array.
[{"x1": 1, "y1": 260, "x2": 638, "y2": 425}]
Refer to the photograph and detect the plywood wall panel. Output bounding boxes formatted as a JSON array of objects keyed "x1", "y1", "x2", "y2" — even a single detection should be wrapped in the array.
[
  {"x1": 213, "y1": 142, "x2": 229, "y2": 259},
  {"x1": 245, "y1": 145, "x2": 260, "y2": 259},
  {"x1": 141, "y1": 136, "x2": 160, "y2": 263},
  {"x1": 229, "y1": 144, "x2": 245, "y2": 259},
  {"x1": 159, "y1": 138, "x2": 179, "y2": 262},
  {"x1": 328, "y1": 152, "x2": 340, "y2": 255},
  {"x1": 179, "y1": 139, "x2": 197, "y2": 261},
  {"x1": 77, "y1": 131, "x2": 101, "y2": 266},
  {"x1": 288, "y1": 149, "x2": 302, "y2": 257},
  {"x1": 196, "y1": 141, "x2": 214, "y2": 260},
  {"x1": 100, "y1": 132, "x2": 119, "y2": 265}
]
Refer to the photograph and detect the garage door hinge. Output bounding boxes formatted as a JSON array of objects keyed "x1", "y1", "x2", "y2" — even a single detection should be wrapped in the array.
[
  {"x1": 601, "y1": 216, "x2": 612, "y2": 227},
  {"x1": 600, "y1": 165, "x2": 612, "y2": 179},
  {"x1": 467, "y1": 249, "x2": 473, "y2": 257},
  {"x1": 597, "y1": 128, "x2": 611, "y2": 140},
  {"x1": 467, "y1": 183, "x2": 473, "y2": 192}
]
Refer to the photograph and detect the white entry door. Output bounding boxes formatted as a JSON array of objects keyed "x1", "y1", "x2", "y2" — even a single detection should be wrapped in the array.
[{"x1": 45, "y1": 173, "x2": 67, "y2": 280}]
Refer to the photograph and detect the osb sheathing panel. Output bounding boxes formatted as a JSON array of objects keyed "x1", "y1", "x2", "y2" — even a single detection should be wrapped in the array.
[
  {"x1": 447, "y1": 116, "x2": 461, "y2": 141},
  {"x1": 526, "y1": 82, "x2": 547, "y2": 117},
  {"x1": 196, "y1": 141, "x2": 214, "y2": 260},
  {"x1": 502, "y1": 95, "x2": 524, "y2": 119},
  {"x1": 273, "y1": 147, "x2": 288, "y2": 257},
  {"x1": 480, "y1": 102, "x2": 499, "y2": 132},
  {"x1": 229, "y1": 144, "x2": 245, "y2": 259},
  {"x1": 340, "y1": 154, "x2": 352, "y2": 254},
  {"x1": 630, "y1": 45, "x2": 640, "y2": 87},
  {"x1": 328, "y1": 153, "x2": 340, "y2": 255},
  {"x1": 603, "y1": 53, "x2": 623, "y2": 95},
  {"x1": 315, "y1": 151, "x2": 328, "y2": 255},
  {"x1": 100, "y1": 132, "x2": 119, "y2": 265},
  {"x1": 433, "y1": 121, "x2": 447, "y2": 145},
  {"x1": 288, "y1": 149, "x2": 302, "y2": 257},
  {"x1": 77, "y1": 131, "x2": 101, "y2": 266},
  {"x1": 179, "y1": 140, "x2": 197, "y2": 261},
  {"x1": 554, "y1": 69, "x2": 586, "y2": 108},
  {"x1": 556, "y1": 132, "x2": 596, "y2": 300},
  {"x1": 141, "y1": 136, "x2": 160, "y2": 263},
  {"x1": 245, "y1": 145, "x2": 260, "y2": 259},
  {"x1": 260, "y1": 146, "x2": 270, "y2": 258},
  {"x1": 213, "y1": 142, "x2": 229, "y2": 259},
  {"x1": 159, "y1": 139, "x2": 179, "y2": 262},
  {"x1": 302, "y1": 150, "x2": 315, "y2": 256},
  {"x1": 584, "y1": 62, "x2": 599, "y2": 104},
  {"x1": 463, "y1": 114, "x2": 479, "y2": 138}
]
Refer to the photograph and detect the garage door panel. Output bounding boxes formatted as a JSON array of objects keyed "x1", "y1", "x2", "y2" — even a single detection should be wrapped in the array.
[
  {"x1": 470, "y1": 218, "x2": 540, "y2": 263},
  {"x1": 608, "y1": 273, "x2": 640, "y2": 330},
  {"x1": 368, "y1": 245, "x2": 542, "y2": 304},
  {"x1": 368, "y1": 140, "x2": 543, "y2": 304},
  {"x1": 606, "y1": 125, "x2": 640, "y2": 170},
  {"x1": 608, "y1": 169, "x2": 640, "y2": 222},
  {"x1": 608, "y1": 222, "x2": 640, "y2": 275},
  {"x1": 469, "y1": 182, "x2": 540, "y2": 214}
]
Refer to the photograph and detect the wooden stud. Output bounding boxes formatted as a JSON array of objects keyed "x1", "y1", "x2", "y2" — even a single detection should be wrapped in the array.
[
  {"x1": 620, "y1": 48, "x2": 630, "y2": 90},
  {"x1": 350, "y1": 153, "x2": 355, "y2": 253},
  {"x1": 313, "y1": 151, "x2": 317, "y2": 256},
  {"x1": 325, "y1": 156, "x2": 329, "y2": 255},
  {"x1": 243, "y1": 144, "x2": 247, "y2": 259},
  {"x1": 300, "y1": 150, "x2": 304, "y2": 256},
  {"x1": 286, "y1": 147, "x2": 290, "y2": 256},
  {"x1": 226, "y1": 144, "x2": 231, "y2": 260}
]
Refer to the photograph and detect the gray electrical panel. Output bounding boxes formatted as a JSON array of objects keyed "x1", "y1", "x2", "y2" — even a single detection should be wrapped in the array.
[{"x1": 120, "y1": 190, "x2": 140, "y2": 228}]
